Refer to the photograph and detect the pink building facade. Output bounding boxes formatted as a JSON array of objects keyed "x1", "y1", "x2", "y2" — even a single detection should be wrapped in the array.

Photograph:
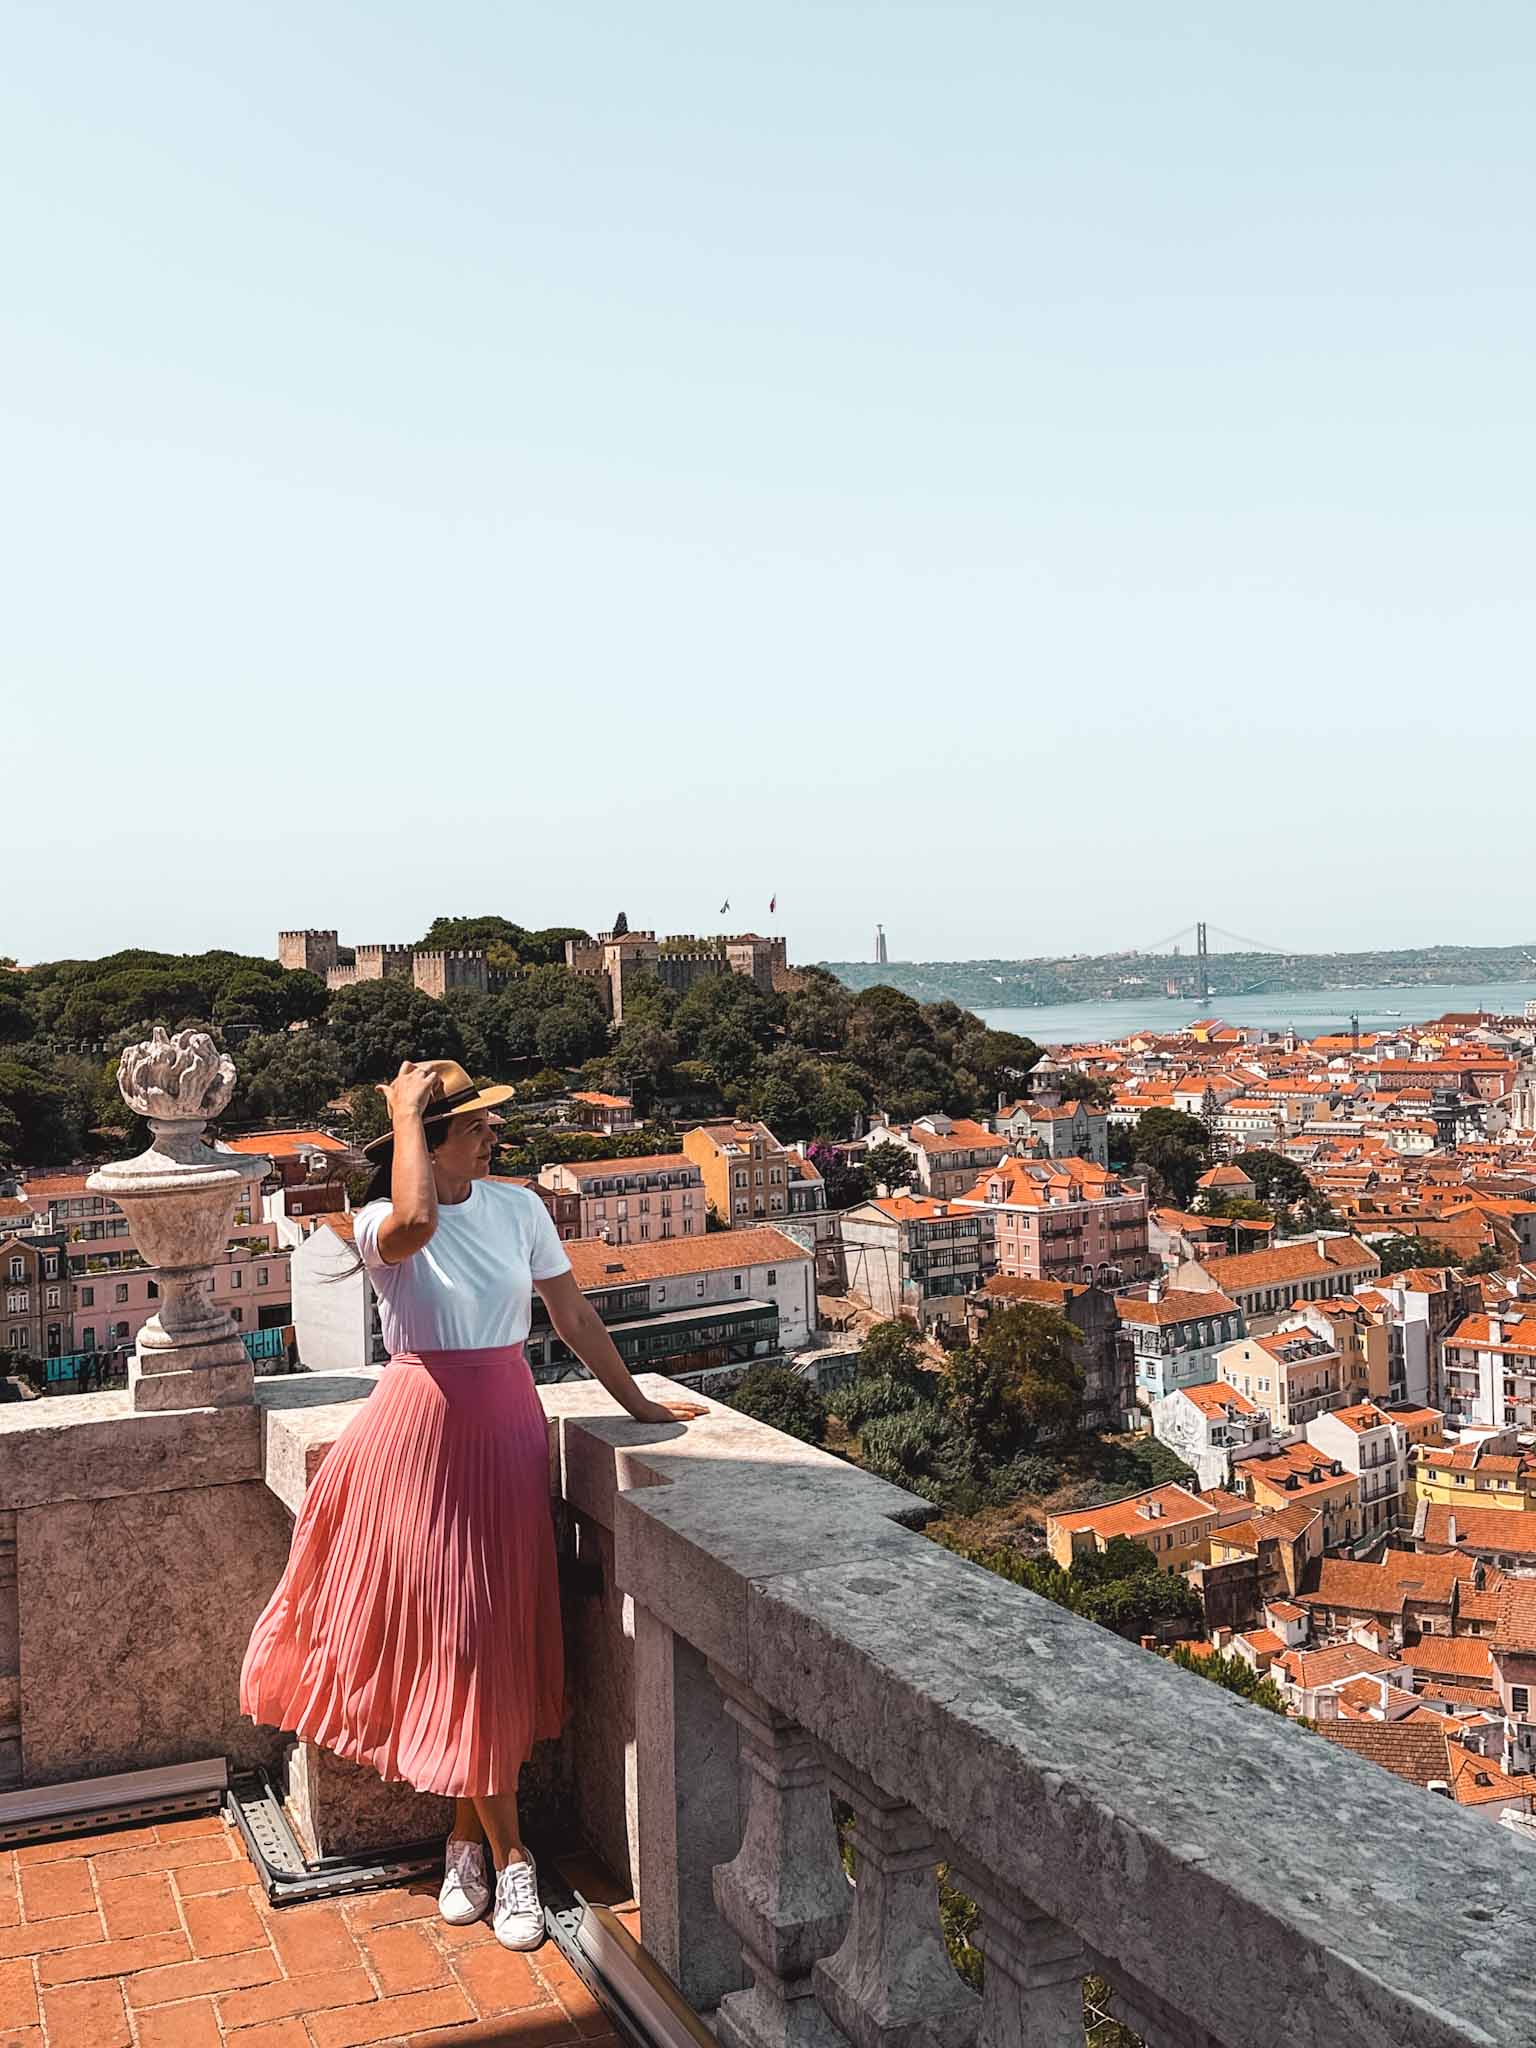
[
  {"x1": 539, "y1": 1154, "x2": 705, "y2": 1244},
  {"x1": 956, "y1": 1157, "x2": 1151, "y2": 1287}
]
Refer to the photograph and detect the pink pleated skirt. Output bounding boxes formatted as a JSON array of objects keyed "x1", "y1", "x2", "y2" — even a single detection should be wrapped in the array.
[{"x1": 240, "y1": 1344, "x2": 564, "y2": 1798}]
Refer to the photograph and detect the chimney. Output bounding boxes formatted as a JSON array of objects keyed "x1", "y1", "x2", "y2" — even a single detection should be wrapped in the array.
[
  {"x1": 1448, "y1": 1513, "x2": 1459, "y2": 1545},
  {"x1": 1315, "y1": 1692, "x2": 1339, "y2": 1722},
  {"x1": 1139, "y1": 1635, "x2": 1157, "y2": 1651},
  {"x1": 1427, "y1": 1779, "x2": 1453, "y2": 1799},
  {"x1": 1211, "y1": 1626, "x2": 1233, "y2": 1650},
  {"x1": 1148, "y1": 1278, "x2": 1163, "y2": 1304}
]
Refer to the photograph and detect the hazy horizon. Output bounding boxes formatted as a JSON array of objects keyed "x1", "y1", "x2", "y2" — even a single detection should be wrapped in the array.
[{"x1": 8, "y1": 3, "x2": 1535, "y2": 964}]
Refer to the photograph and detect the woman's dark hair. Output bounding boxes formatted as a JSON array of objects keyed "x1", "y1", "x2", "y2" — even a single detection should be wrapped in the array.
[{"x1": 360, "y1": 1115, "x2": 457, "y2": 1207}]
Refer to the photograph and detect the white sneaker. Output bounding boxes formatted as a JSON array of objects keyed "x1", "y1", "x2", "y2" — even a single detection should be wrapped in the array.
[
  {"x1": 492, "y1": 1856, "x2": 544, "y2": 1950},
  {"x1": 439, "y1": 1836, "x2": 491, "y2": 1926}
]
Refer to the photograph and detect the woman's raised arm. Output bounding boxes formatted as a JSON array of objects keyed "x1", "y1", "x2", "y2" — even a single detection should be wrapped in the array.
[{"x1": 374, "y1": 1062, "x2": 443, "y2": 1265}]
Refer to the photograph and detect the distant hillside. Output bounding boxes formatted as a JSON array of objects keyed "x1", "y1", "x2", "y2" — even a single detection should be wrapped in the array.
[{"x1": 819, "y1": 942, "x2": 1536, "y2": 1011}]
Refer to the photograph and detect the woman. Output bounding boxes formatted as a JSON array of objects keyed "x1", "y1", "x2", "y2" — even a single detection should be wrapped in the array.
[{"x1": 240, "y1": 1058, "x2": 704, "y2": 1948}]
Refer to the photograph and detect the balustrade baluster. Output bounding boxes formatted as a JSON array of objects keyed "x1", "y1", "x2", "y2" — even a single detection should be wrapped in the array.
[
  {"x1": 813, "y1": 1757, "x2": 978, "y2": 2048},
  {"x1": 943, "y1": 1855, "x2": 1085, "y2": 2048},
  {"x1": 710, "y1": 1665, "x2": 851, "y2": 2048}
]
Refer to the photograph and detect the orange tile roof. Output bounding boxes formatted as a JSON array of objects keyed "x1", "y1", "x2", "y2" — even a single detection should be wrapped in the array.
[
  {"x1": 1446, "y1": 1311, "x2": 1536, "y2": 1356},
  {"x1": 1400, "y1": 1636, "x2": 1493, "y2": 1684},
  {"x1": 980, "y1": 1276, "x2": 1085, "y2": 1308},
  {"x1": 867, "y1": 1195, "x2": 981, "y2": 1224},
  {"x1": 1315, "y1": 1720, "x2": 1454, "y2": 1791},
  {"x1": 563, "y1": 1226, "x2": 810, "y2": 1289},
  {"x1": 220, "y1": 1129, "x2": 349, "y2": 1155},
  {"x1": 904, "y1": 1119, "x2": 1006, "y2": 1153},
  {"x1": 1117, "y1": 1289, "x2": 1240, "y2": 1327},
  {"x1": 1493, "y1": 1579, "x2": 1536, "y2": 1655},
  {"x1": 552, "y1": 1153, "x2": 698, "y2": 1181},
  {"x1": 1444, "y1": 1744, "x2": 1536, "y2": 1806},
  {"x1": 1277, "y1": 1642, "x2": 1399, "y2": 1689},
  {"x1": 1175, "y1": 1380, "x2": 1263, "y2": 1419},
  {"x1": 571, "y1": 1091, "x2": 633, "y2": 1109},
  {"x1": 1048, "y1": 1482, "x2": 1214, "y2": 1542},
  {"x1": 1420, "y1": 1505, "x2": 1536, "y2": 1557},
  {"x1": 1200, "y1": 1236, "x2": 1379, "y2": 1291}
]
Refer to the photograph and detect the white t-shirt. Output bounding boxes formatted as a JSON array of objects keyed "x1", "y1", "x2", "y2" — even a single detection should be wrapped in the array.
[{"x1": 354, "y1": 1179, "x2": 573, "y2": 1355}]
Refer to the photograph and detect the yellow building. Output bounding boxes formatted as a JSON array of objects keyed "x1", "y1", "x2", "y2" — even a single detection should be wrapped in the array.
[
  {"x1": 1046, "y1": 1482, "x2": 1218, "y2": 1572},
  {"x1": 1238, "y1": 1442, "x2": 1360, "y2": 1551},
  {"x1": 1412, "y1": 1437, "x2": 1536, "y2": 1516},
  {"x1": 682, "y1": 1121, "x2": 793, "y2": 1228}
]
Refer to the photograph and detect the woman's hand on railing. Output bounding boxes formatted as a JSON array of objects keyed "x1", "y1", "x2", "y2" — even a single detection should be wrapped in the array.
[{"x1": 629, "y1": 1397, "x2": 708, "y2": 1424}]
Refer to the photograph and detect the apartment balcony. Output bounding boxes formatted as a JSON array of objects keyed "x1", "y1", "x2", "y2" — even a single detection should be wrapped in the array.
[{"x1": 2, "y1": 1373, "x2": 1531, "y2": 2047}]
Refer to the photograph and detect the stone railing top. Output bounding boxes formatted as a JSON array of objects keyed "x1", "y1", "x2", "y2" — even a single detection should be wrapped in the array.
[{"x1": 546, "y1": 1381, "x2": 1536, "y2": 2048}]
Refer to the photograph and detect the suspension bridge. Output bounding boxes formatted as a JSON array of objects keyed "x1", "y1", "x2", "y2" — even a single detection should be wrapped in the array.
[{"x1": 1119, "y1": 921, "x2": 1302, "y2": 1001}]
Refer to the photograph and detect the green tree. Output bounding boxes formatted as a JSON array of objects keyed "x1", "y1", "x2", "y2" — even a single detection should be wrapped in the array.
[
  {"x1": 1463, "y1": 1245, "x2": 1505, "y2": 1276},
  {"x1": 724, "y1": 1365, "x2": 828, "y2": 1446},
  {"x1": 1374, "y1": 1233, "x2": 1462, "y2": 1276},
  {"x1": 225, "y1": 1030, "x2": 345, "y2": 1123},
  {"x1": 0, "y1": 1058, "x2": 83, "y2": 1166},
  {"x1": 535, "y1": 1003, "x2": 608, "y2": 1068},
  {"x1": 1059, "y1": 1070, "x2": 1117, "y2": 1111},
  {"x1": 948, "y1": 1304, "x2": 1084, "y2": 1459},
  {"x1": 1168, "y1": 1644, "x2": 1288, "y2": 1715},
  {"x1": 1128, "y1": 1107, "x2": 1211, "y2": 1206},
  {"x1": 342, "y1": 1082, "x2": 391, "y2": 1148},
  {"x1": 864, "y1": 1140, "x2": 918, "y2": 1193},
  {"x1": 325, "y1": 979, "x2": 467, "y2": 1082},
  {"x1": 1235, "y1": 1148, "x2": 1310, "y2": 1208},
  {"x1": 856, "y1": 1319, "x2": 926, "y2": 1378}
]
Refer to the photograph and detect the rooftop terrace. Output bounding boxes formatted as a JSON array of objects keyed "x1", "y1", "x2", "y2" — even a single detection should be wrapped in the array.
[{"x1": 3, "y1": 1030, "x2": 1534, "y2": 2048}]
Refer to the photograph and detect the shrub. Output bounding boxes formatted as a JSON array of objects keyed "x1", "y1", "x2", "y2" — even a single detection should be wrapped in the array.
[
  {"x1": 828, "y1": 1368, "x2": 942, "y2": 1432},
  {"x1": 724, "y1": 1365, "x2": 828, "y2": 1447}
]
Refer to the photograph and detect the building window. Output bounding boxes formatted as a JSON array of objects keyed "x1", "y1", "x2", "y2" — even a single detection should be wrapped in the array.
[
  {"x1": 116, "y1": 1284, "x2": 130, "y2": 1304},
  {"x1": 231, "y1": 1268, "x2": 242, "y2": 1288},
  {"x1": 1513, "y1": 1686, "x2": 1531, "y2": 1716},
  {"x1": 257, "y1": 1267, "x2": 269, "y2": 1286},
  {"x1": 734, "y1": 1200, "x2": 748, "y2": 1217},
  {"x1": 696, "y1": 1279, "x2": 706, "y2": 1298},
  {"x1": 81, "y1": 1285, "x2": 94, "y2": 1307},
  {"x1": 232, "y1": 1308, "x2": 243, "y2": 1324},
  {"x1": 734, "y1": 1275, "x2": 743, "y2": 1291},
  {"x1": 81, "y1": 1327, "x2": 95, "y2": 1350},
  {"x1": 44, "y1": 1256, "x2": 58, "y2": 1278},
  {"x1": 734, "y1": 1171, "x2": 748, "y2": 1190},
  {"x1": 113, "y1": 1321, "x2": 129, "y2": 1340},
  {"x1": 7, "y1": 1259, "x2": 21, "y2": 1283},
  {"x1": 5, "y1": 1292, "x2": 25, "y2": 1314},
  {"x1": 767, "y1": 1269, "x2": 777, "y2": 1284},
  {"x1": 45, "y1": 1287, "x2": 60, "y2": 1309}
]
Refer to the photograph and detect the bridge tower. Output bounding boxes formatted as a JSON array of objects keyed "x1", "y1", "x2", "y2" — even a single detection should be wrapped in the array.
[{"x1": 1196, "y1": 921, "x2": 1210, "y2": 1002}]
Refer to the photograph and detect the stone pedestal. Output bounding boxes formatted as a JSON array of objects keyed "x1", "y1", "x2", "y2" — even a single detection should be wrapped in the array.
[
  {"x1": 711, "y1": 1667, "x2": 851, "y2": 2048},
  {"x1": 813, "y1": 1759, "x2": 977, "y2": 2048},
  {"x1": 86, "y1": 1030, "x2": 269, "y2": 1414},
  {"x1": 282, "y1": 1741, "x2": 454, "y2": 1860}
]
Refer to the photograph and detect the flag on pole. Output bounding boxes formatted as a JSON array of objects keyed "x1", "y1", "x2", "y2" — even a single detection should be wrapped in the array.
[
  {"x1": 719, "y1": 899, "x2": 730, "y2": 914},
  {"x1": 769, "y1": 894, "x2": 777, "y2": 915}
]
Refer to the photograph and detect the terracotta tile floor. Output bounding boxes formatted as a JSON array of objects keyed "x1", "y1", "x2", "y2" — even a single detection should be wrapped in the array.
[{"x1": 0, "y1": 1814, "x2": 638, "y2": 2047}]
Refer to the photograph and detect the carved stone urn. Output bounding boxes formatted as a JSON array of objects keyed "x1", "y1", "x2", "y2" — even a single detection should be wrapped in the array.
[{"x1": 86, "y1": 1028, "x2": 271, "y2": 1412}]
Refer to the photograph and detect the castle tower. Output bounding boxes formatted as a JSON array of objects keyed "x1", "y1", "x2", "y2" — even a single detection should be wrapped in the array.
[{"x1": 277, "y1": 929, "x2": 339, "y2": 976}]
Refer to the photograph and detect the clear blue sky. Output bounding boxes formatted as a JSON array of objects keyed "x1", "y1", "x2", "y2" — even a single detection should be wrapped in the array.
[{"x1": 7, "y1": 2, "x2": 1534, "y2": 968}]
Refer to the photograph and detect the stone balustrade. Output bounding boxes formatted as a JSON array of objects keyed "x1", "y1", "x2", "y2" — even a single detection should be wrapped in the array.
[{"x1": 3, "y1": 1369, "x2": 1534, "y2": 2046}]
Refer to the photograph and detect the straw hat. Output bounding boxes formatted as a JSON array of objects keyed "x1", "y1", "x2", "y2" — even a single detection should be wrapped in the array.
[{"x1": 362, "y1": 1059, "x2": 515, "y2": 1157}]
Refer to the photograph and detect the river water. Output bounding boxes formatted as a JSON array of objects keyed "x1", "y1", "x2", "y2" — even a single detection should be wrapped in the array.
[{"x1": 977, "y1": 979, "x2": 1536, "y2": 1045}]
